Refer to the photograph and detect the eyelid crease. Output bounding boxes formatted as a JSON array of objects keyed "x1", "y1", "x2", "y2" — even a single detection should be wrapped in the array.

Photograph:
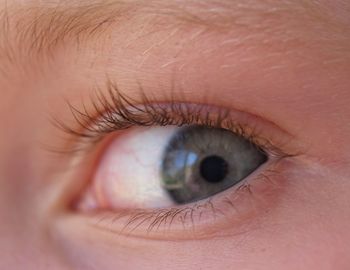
[{"x1": 51, "y1": 80, "x2": 297, "y2": 161}]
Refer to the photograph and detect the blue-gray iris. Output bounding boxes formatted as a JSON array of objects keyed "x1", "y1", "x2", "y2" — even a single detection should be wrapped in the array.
[{"x1": 160, "y1": 125, "x2": 267, "y2": 204}]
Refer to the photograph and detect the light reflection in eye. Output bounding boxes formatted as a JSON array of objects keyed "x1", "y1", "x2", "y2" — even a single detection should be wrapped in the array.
[{"x1": 77, "y1": 125, "x2": 267, "y2": 211}]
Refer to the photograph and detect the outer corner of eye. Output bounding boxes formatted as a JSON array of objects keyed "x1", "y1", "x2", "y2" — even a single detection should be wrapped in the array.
[{"x1": 70, "y1": 121, "x2": 276, "y2": 239}]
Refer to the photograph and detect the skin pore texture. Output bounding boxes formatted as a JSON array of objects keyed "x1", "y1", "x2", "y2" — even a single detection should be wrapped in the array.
[{"x1": 0, "y1": 0, "x2": 350, "y2": 269}]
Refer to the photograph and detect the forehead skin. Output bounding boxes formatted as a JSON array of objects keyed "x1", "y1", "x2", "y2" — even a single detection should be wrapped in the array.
[{"x1": 0, "y1": 0, "x2": 350, "y2": 270}]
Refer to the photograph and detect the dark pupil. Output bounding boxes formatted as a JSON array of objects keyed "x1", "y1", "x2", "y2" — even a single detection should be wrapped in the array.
[{"x1": 199, "y1": 155, "x2": 229, "y2": 183}]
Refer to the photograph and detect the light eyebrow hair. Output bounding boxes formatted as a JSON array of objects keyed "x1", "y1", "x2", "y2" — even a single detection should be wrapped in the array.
[
  {"x1": 0, "y1": 1, "x2": 134, "y2": 61},
  {"x1": 0, "y1": 0, "x2": 347, "y2": 69}
]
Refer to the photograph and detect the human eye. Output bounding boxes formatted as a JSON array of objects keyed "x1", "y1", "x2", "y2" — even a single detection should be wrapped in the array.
[{"x1": 53, "y1": 83, "x2": 297, "y2": 240}]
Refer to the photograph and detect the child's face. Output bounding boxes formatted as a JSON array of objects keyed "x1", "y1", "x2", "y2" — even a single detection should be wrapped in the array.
[{"x1": 1, "y1": 0, "x2": 350, "y2": 269}]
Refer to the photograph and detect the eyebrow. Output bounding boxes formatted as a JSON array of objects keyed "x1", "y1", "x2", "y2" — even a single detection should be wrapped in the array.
[
  {"x1": 0, "y1": 0, "x2": 339, "y2": 68},
  {"x1": 1, "y1": 1, "x2": 133, "y2": 60}
]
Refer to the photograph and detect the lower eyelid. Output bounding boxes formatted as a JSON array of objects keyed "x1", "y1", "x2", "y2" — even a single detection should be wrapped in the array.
[{"x1": 81, "y1": 158, "x2": 288, "y2": 241}]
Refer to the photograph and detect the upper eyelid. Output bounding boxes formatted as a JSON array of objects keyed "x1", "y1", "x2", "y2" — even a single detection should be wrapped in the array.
[
  {"x1": 50, "y1": 80, "x2": 299, "y2": 160},
  {"x1": 58, "y1": 79, "x2": 294, "y2": 136}
]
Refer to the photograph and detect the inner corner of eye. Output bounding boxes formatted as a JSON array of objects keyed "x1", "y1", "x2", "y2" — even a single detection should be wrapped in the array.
[{"x1": 76, "y1": 124, "x2": 268, "y2": 212}]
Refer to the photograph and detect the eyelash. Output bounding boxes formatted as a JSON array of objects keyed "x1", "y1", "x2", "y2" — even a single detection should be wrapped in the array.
[
  {"x1": 53, "y1": 81, "x2": 295, "y2": 238},
  {"x1": 90, "y1": 170, "x2": 280, "y2": 240},
  {"x1": 53, "y1": 81, "x2": 288, "y2": 158}
]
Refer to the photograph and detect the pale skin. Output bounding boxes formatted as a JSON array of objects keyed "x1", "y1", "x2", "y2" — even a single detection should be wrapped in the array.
[{"x1": 1, "y1": 0, "x2": 350, "y2": 269}]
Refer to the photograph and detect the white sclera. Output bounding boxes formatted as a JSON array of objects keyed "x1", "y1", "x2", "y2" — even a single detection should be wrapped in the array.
[{"x1": 90, "y1": 126, "x2": 179, "y2": 209}]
